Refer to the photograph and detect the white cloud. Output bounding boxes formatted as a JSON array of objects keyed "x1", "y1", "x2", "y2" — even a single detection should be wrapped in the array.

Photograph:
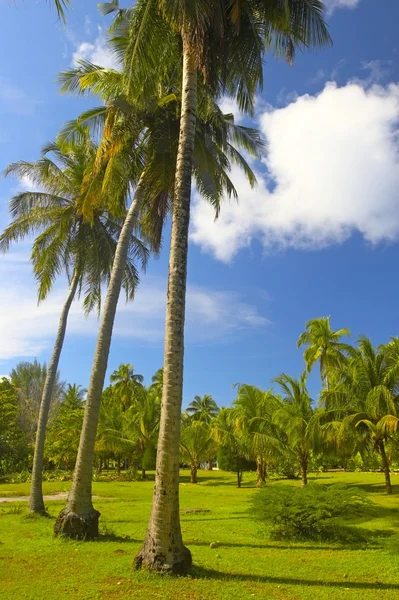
[
  {"x1": 72, "y1": 28, "x2": 120, "y2": 70},
  {"x1": 190, "y1": 81, "x2": 399, "y2": 262},
  {"x1": 324, "y1": 0, "x2": 361, "y2": 13},
  {"x1": 0, "y1": 252, "x2": 269, "y2": 361}
]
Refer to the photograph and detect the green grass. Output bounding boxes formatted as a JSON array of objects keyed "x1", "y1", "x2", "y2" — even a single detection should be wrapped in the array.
[{"x1": 0, "y1": 470, "x2": 398, "y2": 600}]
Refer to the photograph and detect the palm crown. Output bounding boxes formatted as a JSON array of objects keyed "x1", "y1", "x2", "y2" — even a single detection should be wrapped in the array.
[
  {"x1": 1, "y1": 132, "x2": 148, "y2": 314},
  {"x1": 297, "y1": 317, "x2": 351, "y2": 387}
]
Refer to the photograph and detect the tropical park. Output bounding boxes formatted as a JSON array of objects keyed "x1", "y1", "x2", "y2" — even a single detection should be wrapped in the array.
[{"x1": 0, "y1": 0, "x2": 398, "y2": 599}]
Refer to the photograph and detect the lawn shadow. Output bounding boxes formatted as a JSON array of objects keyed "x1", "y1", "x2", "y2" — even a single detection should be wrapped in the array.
[
  {"x1": 186, "y1": 535, "x2": 389, "y2": 551},
  {"x1": 96, "y1": 532, "x2": 141, "y2": 544},
  {"x1": 191, "y1": 566, "x2": 399, "y2": 591},
  {"x1": 322, "y1": 480, "x2": 396, "y2": 496}
]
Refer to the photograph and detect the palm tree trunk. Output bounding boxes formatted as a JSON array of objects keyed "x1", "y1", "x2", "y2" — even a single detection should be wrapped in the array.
[
  {"x1": 256, "y1": 457, "x2": 266, "y2": 487},
  {"x1": 135, "y1": 42, "x2": 196, "y2": 574},
  {"x1": 54, "y1": 181, "x2": 145, "y2": 539},
  {"x1": 190, "y1": 463, "x2": 198, "y2": 484},
  {"x1": 300, "y1": 456, "x2": 308, "y2": 487},
  {"x1": 378, "y1": 440, "x2": 392, "y2": 495},
  {"x1": 207, "y1": 459, "x2": 213, "y2": 471},
  {"x1": 29, "y1": 270, "x2": 79, "y2": 514}
]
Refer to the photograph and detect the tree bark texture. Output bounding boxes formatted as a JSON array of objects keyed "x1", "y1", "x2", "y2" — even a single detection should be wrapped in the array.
[
  {"x1": 135, "y1": 44, "x2": 196, "y2": 575},
  {"x1": 190, "y1": 463, "x2": 198, "y2": 484},
  {"x1": 54, "y1": 185, "x2": 145, "y2": 539},
  {"x1": 300, "y1": 455, "x2": 308, "y2": 487},
  {"x1": 29, "y1": 270, "x2": 80, "y2": 514}
]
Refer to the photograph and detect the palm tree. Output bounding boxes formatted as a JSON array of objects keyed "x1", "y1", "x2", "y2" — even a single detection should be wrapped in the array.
[
  {"x1": 322, "y1": 337, "x2": 399, "y2": 494},
  {"x1": 297, "y1": 317, "x2": 351, "y2": 389},
  {"x1": 45, "y1": 384, "x2": 85, "y2": 470},
  {"x1": 234, "y1": 384, "x2": 282, "y2": 486},
  {"x1": 55, "y1": 29, "x2": 264, "y2": 538},
  {"x1": 187, "y1": 395, "x2": 219, "y2": 424},
  {"x1": 109, "y1": 364, "x2": 144, "y2": 410},
  {"x1": 180, "y1": 417, "x2": 212, "y2": 483},
  {"x1": 272, "y1": 374, "x2": 315, "y2": 486},
  {"x1": 1, "y1": 133, "x2": 148, "y2": 515},
  {"x1": 211, "y1": 407, "x2": 249, "y2": 488},
  {"x1": 129, "y1": 0, "x2": 331, "y2": 573}
]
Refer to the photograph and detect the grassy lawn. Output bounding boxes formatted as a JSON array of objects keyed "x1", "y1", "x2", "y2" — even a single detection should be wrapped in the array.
[{"x1": 0, "y1": 470, "x2": 398, "y2": 600}]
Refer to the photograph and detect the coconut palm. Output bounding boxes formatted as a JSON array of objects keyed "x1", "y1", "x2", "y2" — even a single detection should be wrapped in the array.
[
  {"x1": 55, "y1": 34, "x2": 264, "y2": 538},
  {"x1": 211, "y1": 407, "x2": 250, "y2": 488},
  {"x1": 322, "y1": 337, "x2": 399, "y2": 494},
  {"x1": 127, "y1": 0, "x2": 331, "y2": 573},
  {"x1": 180, "y1": 417, "x2": 212, "y2": 483},
  {"x1": 297, "y1": 317, "x2": 351, "y2": 388},
  {"x1": 272, "y1": 374, "x2": 315, "y2": 486},
  {"x1": 234, "y1": 384, "x2": 282, "y2": 486},
  {"x1": 45, "y1": 384, "x2": 86, "y2": 470},
  {"x1": 187, "y1": 395, "x2": 219, "y2": 424},
  {"x1": 1, "y1": 133, "x2": 148, "y2": 515},
  {"x1": 109, "y1": 364, "x2": 144, "y2": 410}
]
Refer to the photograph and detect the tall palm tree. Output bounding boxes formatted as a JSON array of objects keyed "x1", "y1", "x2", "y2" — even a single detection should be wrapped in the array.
[
  {"x1": 322, "y1": 337, "x2": 399, "y2": 494},
  {"x1": 1, "y1": 133, "x2": 148, "y2": 515},
  {"x1": 272, "y1": 374, "x2": 315, "y2": 486},
  {"x1": 130, "y1": 0, "x2": 331, "y2": 573},
  {"x1": 297, "y1": 317, "x2": 351, "y2": 388},
  {"x1": 187, "y1": 395, "x2": 219, "y2": 424},
  {"x1": 55, "y1": 34, "x2": 264, "y2": 538}
]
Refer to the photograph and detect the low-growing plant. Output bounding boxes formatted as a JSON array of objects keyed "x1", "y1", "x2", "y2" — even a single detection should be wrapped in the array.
[{"x1": 251, "y1": 484, "x2": 374, "y2": 542}]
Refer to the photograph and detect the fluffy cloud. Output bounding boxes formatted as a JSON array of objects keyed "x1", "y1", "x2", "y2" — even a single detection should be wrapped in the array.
[
  {"x1": 190, "y1": 82, "x2": 399, "y2": 262},
  {"x1": 0, "y1": 253, "x2": 268, "y2": 361},
  {"x1": 324, "y1": 0, "x2": 361, "y2": 12},
  {"x1": 72, "y1": 29, "x2": 120, "y2": 70}
]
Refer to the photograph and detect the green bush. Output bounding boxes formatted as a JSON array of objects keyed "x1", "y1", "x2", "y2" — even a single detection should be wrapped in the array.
[{"x1": 251, "y1": 484, "x2": 373, "y2": 542}]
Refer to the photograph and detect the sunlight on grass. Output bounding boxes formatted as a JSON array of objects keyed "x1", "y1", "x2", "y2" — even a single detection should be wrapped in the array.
[{"x1": 0, "y1": 470, "x2": 398, "y2": 600}]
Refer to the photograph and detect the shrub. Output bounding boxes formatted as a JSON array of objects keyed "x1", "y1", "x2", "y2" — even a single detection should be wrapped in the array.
[{"x1": 251, "y1": 483, "x2": 373, "y2": 542}]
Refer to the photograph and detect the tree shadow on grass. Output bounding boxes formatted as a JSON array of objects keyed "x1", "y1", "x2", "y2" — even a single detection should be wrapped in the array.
[
  {"x1": 186, "y1": 534, "x2": 391, "y2": 551},
  {"x1": 322, "y1": 480, "x2": 396, "y2": 496},
  {"x1": 191, "y1": 566, "x2": 399, "y2": 591}
]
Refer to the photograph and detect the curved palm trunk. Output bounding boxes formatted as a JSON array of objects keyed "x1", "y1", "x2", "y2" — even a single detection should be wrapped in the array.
[
  {"x1": 29, "y1": 270, "x2": 79, "y2": 514},
  {"x1": 54, "y1": 182, "x2": 145, "y2": 539},
  {"x1": 135, "y1": 44, "x2": 196, "y2": 574},
  {"x1": 378, "y1": 440, "x2": 392, "y2": 495}
]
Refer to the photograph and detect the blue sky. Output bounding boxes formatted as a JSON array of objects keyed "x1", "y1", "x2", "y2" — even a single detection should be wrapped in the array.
[{"x1": 0, "y1": 0, "x2": 399, "y2": 406}]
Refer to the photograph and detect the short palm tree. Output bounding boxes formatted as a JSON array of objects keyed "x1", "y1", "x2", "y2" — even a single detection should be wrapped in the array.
[
  {"x1": 272, "y1": 374, "x2": 315, "y2": 486},
  {"x1": 109, "y1": 364, "x2": 144, "y2": 410},
  {"x1": 126, "y1": 0, "x2": 331, "y2": 573},
  {"x1": 180, "y1": 417, "x2": 212, "y2": 483},
  {"x1": 211, "y1": 407, "x2": 250, "y2": 488},
  {"x1": 322, "y1": 337, "x2": 399, "y2": 494},
  {"x1": 187, "y1": 395, "x2": 219, "y2": 424},
  {"x1": 297, "y1": 317, "x2": 351, "y2": 388},
  {"x1": 1, "y1": 133, "x2": 148, "y2": 515},
  {"x1": 234, "y1": 384, "x2": 282, "y2": 486}
]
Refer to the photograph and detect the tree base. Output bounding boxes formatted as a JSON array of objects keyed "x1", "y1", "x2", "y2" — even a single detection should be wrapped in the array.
[
  {"x1": 134, "y1": 543, "x2": 192, "y2": 575},
  {"x1": 54, "y1": 508, "x2": 100, "y2": 540}
]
